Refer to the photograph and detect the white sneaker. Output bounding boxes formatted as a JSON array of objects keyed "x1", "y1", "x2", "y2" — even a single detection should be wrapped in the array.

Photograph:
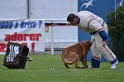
[
  {"x1": 88, "y1": 65, "x2": 93, "y2": 68},
  {"x1": 88, "y1": 65, "x2": 99, "y2": 68},
  {"x1": 111, "y1": 60, "x2": 118, "y2": 69}
]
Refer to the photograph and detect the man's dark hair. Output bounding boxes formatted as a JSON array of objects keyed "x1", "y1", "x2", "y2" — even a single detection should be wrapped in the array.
[{"x1": 67, "y1": 13, "x2": 77, "y2": 22}]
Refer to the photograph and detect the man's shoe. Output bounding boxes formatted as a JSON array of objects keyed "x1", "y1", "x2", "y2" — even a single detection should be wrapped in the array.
[
  {"x1": 88, "y1": 65, "x2": 99, "y2": 68},
  {"x1": 88, "y1": 65, "x2": 94, "y2": 68},
  {"x1": 111, "y1": 60, "x2": 118, "y2": 69}
]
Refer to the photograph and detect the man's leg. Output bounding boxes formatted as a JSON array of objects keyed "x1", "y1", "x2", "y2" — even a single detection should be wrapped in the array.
[
  {"x1": 94, "y1": 33, "x2": 118, "y2": 69},
  {"x1": 90, "y1": 41, "x2": 101, "y2": 68}
]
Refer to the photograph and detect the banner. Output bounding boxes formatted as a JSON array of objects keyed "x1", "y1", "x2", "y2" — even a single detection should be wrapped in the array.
[{"x1": 0, "y1": 19, "x2": 45, "y2": 54}]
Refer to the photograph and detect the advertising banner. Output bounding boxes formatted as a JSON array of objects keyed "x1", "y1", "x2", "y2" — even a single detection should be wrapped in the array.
[{"x1": 0, "y1": 19, "x2": 44, "y2": 54}]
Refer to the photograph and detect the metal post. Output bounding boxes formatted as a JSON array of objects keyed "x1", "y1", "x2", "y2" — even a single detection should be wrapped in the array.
[
  {"x1": 115, "y1": 0, "x2": 117, "y2": 19},
  {"x1": 27, "y1": 0, "x2": 31, "y2": 18},
  {"x1": 51, "y1": 21, "x2": 54, "y2": 55},
  {"x1": 115, "y1": 0, "x2": 117, "y2": 12}
]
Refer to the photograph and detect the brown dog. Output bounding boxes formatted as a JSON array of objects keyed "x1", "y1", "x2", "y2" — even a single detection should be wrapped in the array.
[{"x1": 61, "y1": 40, "x2": 91, "y2": 69}]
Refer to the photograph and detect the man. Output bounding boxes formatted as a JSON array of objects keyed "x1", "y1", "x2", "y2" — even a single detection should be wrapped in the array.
[{"x1": 67, "y1": 10, "x2": 118, "y2": 69}]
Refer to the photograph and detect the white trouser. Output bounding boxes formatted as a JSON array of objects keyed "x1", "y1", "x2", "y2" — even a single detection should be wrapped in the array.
[{"x1": 91, "y1": 23, "x2": 117, "y2": 62}]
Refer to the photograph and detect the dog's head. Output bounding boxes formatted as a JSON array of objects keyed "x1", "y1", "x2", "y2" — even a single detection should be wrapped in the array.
[{"x1": 80, "y1": 40, "x2": 92, "y2": 48}]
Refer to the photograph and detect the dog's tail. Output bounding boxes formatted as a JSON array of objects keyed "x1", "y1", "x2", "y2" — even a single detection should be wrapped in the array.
[{"x1": 61, "y1": 52, "x2": 79, "y2": 68}]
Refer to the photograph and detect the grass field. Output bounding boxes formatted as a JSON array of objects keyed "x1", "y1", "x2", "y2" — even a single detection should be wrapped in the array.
[{"x1": 0, "y1": 54, "x2": 124, "y2": 82}]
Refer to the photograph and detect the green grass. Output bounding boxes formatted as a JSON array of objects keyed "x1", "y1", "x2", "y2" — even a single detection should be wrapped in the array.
[{"x1": 0, "y1": 54, "x2": 124, "y2": 82}]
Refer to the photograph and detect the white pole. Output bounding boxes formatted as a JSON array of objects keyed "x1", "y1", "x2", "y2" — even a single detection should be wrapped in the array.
[
  {"x1": 115, "y1": 0, "x2": 117, "y2": 12},
  {"x1": 115, "y1": 0, "x2": 117, "y2": 19},
  {"x1": 51, "y1": 21, "x2": 54, "y2": 55}
]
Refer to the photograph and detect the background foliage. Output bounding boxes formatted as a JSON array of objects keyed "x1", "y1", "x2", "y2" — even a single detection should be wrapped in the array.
[{"x1": 106, "y1": 6, "x2": 124, "y2": 50}]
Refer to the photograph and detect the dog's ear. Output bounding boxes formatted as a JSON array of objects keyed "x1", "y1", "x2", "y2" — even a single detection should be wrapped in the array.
[{"x1": 87, "y1": 40, "x2": 92, "y2": 47}]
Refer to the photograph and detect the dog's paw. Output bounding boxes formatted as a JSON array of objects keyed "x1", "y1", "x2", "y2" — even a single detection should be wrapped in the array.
[{"x1": 81, "y1": 66, "x2": 88, "y2": 69}]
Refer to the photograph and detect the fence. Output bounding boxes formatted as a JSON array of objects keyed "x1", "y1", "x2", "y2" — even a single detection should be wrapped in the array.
[{"x1": 44, "y1": 19, "x2": 78, "y2": 54}]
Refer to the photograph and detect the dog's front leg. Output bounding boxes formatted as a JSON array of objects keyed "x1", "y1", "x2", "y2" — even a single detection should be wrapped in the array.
[
  {"x1": 81, "y1": 57, "x2": 88, "y2": 68},
  {"x1": 75, "y1": 62, "x2": 84, "y2": 69}
]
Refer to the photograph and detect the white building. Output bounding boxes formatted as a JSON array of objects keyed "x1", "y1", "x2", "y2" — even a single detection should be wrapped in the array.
[{"x1": 0, "y1": 0, "x2": 78, "y2": 53}]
